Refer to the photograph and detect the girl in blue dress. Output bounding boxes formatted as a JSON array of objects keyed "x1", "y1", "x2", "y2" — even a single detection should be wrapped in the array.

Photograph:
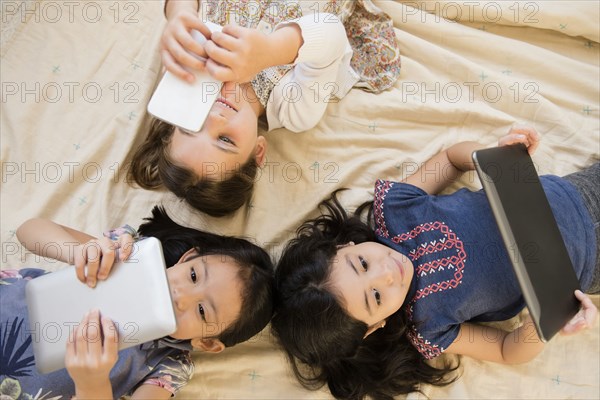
[{"x1": 271, "y1": 126, "x2": 599, "y2": 400}]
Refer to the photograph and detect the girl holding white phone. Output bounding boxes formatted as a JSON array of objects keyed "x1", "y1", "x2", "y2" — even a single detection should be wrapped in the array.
[{"x1": 129, "y1": 0, "x2": 401, "y2": 217}]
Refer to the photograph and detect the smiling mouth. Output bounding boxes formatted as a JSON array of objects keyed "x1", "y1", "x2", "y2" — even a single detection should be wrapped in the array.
[
  {"x1": 393, "y1": 258, "x2": 405, "y2": 280},
  {"x1": 215, "y1": 98, "x2": 237, "y2": 112}
]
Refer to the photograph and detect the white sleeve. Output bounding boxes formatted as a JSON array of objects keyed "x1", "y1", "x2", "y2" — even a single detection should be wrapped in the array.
[{"x1": 266, "y1": 13, "x2": 358, "y2": 132}]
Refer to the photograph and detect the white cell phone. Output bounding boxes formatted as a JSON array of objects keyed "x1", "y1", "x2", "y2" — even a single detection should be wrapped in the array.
[{"x1": 147, "y1": 22, "x2": 223, "y2": 132}]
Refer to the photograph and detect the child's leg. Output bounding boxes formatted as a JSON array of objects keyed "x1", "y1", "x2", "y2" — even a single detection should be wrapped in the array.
[{"x1": 563, "y1": 163, "x2": 600, "y2": 293}]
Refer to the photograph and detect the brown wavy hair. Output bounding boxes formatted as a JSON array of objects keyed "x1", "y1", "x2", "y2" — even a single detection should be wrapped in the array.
[{"x1": 128, "y1": 118, "x2": 258, "y2": 217}]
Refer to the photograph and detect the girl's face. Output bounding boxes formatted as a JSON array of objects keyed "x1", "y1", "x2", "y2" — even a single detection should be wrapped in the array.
[
  {"x1": 166, "y1": 250, "x2": 243, "y2": 349},
  {"x1": 329, "y1": 242, "x2": 414, "y2": 331},
  {"x1": 169, "y1": 82, "x2": 266, "y2": 181}
]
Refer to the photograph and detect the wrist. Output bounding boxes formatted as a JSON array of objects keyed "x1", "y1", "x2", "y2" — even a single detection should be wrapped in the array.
[
  {"x1": 448, "y1": 141, "x2": 484, "y2": 172},
  {"x1": 74, "y1": 379, "x2": 113, "y2": 400},
  {"x1": 268, "y1": 24, "x2": 303, "y2": 66},
  {"x1": 164, "y1": 0, "x2": 199, "y2": 19}
]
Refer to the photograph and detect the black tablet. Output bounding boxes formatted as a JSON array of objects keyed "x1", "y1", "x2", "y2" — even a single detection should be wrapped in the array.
[{"x1": 472, "y1": 144, "x2": 580, "y2": 342}]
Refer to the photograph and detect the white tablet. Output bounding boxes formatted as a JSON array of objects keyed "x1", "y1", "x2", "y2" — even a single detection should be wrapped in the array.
[{"x1": 25, "y1": 237, "x2": 177, "y2": 374}]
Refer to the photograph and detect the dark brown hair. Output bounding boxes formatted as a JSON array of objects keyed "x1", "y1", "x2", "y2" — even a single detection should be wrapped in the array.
[
  {"x1": 138, "y1": 206, "x2": 274, "y2": 347},
  {"x1": 271, "y1": 191, "x2": 458, "y2": 399},
  {"x1": 128, "y1": 118, "x2": 258, "y2": 217}
]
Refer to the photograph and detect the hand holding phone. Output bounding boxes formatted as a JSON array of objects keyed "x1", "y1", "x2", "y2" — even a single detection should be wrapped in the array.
[{"x1": 148, "y1": 21, "x2": 224, "y2": 132}]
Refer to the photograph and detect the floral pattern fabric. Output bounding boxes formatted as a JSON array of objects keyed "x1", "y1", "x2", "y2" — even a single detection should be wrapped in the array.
[
  {"x1": 318, "y1": 0, "x2": 402, "y2": 93},
  {"x1": 202, "y1": 0, "x2": 401, "y2": 107},
  {"x1": 203, "y1": 0, "x2": 300, "y2": 107}
]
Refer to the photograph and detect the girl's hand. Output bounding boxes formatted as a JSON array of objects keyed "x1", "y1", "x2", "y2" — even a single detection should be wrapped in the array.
[
  {"x1": 74, "y1": 234, "x2": 134, "y2": 288},
  {"x1": 498, "y1": 125, "x2": 540, "y2": 155},
  {"x1": 204, "y1": 24, "x2": 302, "y2": 83},
  {"x1": 161, "y1": 8, "x2": 212, "y2": 83},
  {"x1": 204, "y1": 25, "x2": 272, "y2": 83},
  {"x1": 66, "y1": 310, "x2": 118, "y2": 399},
  {"x1": 561, "y1": 290, "x2": 598, "y2": 335}
]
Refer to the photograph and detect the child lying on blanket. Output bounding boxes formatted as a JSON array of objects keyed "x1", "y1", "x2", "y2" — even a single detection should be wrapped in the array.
[
  {"x1": 129, "y1": 0, "x2": 401, "y2": 217},
  {"x1": 271, "y1": 126, "x2": 599, "y2": 399},
  {"x1": 2, "y1": 206, "x2": 274, "y2": 399}
]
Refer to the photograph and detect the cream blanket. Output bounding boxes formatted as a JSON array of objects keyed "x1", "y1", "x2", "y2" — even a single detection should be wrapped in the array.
[{"x1": 1, "y1": 1, "x2": 598, "y2": 398}]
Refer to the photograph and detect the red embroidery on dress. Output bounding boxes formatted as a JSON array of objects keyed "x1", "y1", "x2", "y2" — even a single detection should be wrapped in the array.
[
  {"x1": 415, "y1": 254, "x2": 460, "y2": 275},
  {"x1": 394, "y1": 221, "x2": 466, "y2": 359},
  {"x1": 373, "y1": 179, "x2": 393, "y2": 238}
]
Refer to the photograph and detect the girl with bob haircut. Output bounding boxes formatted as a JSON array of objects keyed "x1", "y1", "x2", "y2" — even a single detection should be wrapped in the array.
[
  {"x1": 271, "y1": 126, "x2": 599, "y2": 400},
  {"x1": 129, "y1": 1, "x2": 358, "y2": 217},
  {"x1": 129, "y1": 0, "x2": 401, "y2": 217},
  {"x1": 4, "y1": 206, "x2": 274, "y2": 399}
]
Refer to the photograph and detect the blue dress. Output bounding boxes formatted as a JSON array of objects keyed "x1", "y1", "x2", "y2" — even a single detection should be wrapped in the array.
[{"x1": 372, "y1": 175, "x2": 596, "y2": 359}]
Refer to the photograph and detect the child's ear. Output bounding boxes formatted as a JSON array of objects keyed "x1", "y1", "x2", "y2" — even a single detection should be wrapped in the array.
[
  {"x1": 191, "y1": 338, "x2": 225, "y2": 353},
  {"x1": 363, "y1": 319, "x2": 386, "y2": 339},
  {"x1": 254, "y1": 136, "x2": 267, "y2": 167},
  {"x1": 176, "y1": 248, "x2": 198, "y2": 265}
]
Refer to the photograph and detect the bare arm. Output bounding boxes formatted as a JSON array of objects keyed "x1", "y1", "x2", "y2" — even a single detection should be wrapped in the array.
[
  {"x1": 403, "y1": 126, "x2": 540, "y2": 195},
  {"x1": 164, "y1": 0, "x2": 199, "y2": 19},
  {"x1": 16, "y1": 218, "x2": 96, "y2": 264},
  {"x1": 445, "y1": 316, "x2": 544, "y2": 364},
  {"x1": 403, "y1": 141, "x2": 484, "y2": 195},
  {"x1": 446, "y1": 290, "x2": 597, "y2": 364},
  {"x1": 16, "y1": 218, "x2": 134, "y2": 287}
]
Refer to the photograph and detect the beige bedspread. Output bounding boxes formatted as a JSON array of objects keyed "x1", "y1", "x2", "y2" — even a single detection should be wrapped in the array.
[{"x1": 2, "y1": 0, "x2": 599, "y2": 398}]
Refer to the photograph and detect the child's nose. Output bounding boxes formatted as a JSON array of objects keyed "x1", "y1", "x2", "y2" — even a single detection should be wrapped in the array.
[
  {"x1": 204, "y1": 112, "x2": 227, "y2": 136},
  {"x1": 207, "y1": 105, "x2": 228, "y2": 124},
  {"x1": 377, "y1": 266, "x2": 394, "y2": 286},
  {"x1": 171, "y1": 289, "x2": 185, "y2": 312},
  {"x1": 171, "y1": 286, "x2": 200, "y2": 312}
]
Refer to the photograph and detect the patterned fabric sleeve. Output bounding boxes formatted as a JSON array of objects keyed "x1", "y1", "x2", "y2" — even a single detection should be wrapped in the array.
[
  {"x1": 0, "y1": 268, "x2": 47, "y2": 283},
  {"x1": 138, "y1": 350, "x2": 195, "y2": 396},
  {"x1": 103, "y1": 224, "x2": 139, "y2": 241}
]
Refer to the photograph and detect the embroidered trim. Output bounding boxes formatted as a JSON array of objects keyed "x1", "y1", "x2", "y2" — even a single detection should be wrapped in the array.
[
  {"x1": 393, "y1": 221, "x2": 467, "y2": 359},
  {"x1": 373, "y1": 179, "x2": 393, "y2": 238}
]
